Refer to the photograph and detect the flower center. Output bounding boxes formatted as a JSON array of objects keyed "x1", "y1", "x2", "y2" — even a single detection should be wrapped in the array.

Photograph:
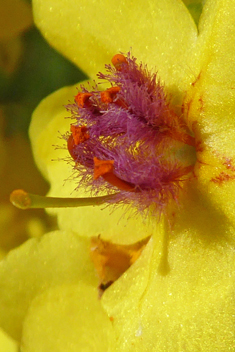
[
  {"x1": 10, "y1": 53, "x2": 196, "y2": 215},
  {"x1": 66, "y1": 53, "x2": 196, "y2": 214}
]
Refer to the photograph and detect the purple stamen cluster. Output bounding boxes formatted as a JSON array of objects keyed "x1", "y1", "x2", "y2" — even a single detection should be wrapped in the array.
[{"x1": 65, "y1": 53, "x2": 193, "y2": 215}]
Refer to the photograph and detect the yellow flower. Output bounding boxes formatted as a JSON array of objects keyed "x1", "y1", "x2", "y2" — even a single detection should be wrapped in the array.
[{"x1": 1, "y1": 0, "x2": 235, "y2": 351}]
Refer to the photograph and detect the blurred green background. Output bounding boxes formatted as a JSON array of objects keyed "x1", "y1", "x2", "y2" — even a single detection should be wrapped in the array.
[
  {"x1": 1, "y1": 24, "x2": 87, "y2": 136},
  {"x1": 0, "y1": 0, "x2": 87, "y2": 255}
]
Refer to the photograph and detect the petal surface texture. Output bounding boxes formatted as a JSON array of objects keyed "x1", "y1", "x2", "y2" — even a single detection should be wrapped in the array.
[
  {"x1": 187, "y1": 0, "x2": 235, "y2": 226},
  {"x1": 22, "y1": 284, "x2": 114, "y2": 352},
  {"x1": 102, "y1": 202, "x2": 235, "y2": 351},
  {"x1": 33, "y1": 0, "x2": 197, "y2": 91},
  {"x1": 0, "y1": 231, "x2": 101, "y2": 342}
]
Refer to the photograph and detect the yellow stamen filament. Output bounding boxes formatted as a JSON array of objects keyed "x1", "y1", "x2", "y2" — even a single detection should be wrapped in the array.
[{"x1": 10, "y1": 189, "x2": 118, "y2": 210}]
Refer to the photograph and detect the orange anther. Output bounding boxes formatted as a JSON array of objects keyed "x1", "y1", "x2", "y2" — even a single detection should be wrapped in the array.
[
  {"x1": 70, "y1": 125, "x2": 89, "y2": 145},
  {"x1": 111, "y1": 54, "x2": 128, "y2": 71},
  {"x1": 67, "y1": 134, "x2": 77, "y2": 160},
  {"x1": 93, "y1": 157, "x2": 135, "y2": 191},
  {"x1": 100, "y1": 86, "x2": 120, "y2": 104},
  {"x1": 75, "y1": 92, "x2": 92, "y2": 108},
  {"x1": 93, "y1": 157, "x2": 114, "y2": 179}
]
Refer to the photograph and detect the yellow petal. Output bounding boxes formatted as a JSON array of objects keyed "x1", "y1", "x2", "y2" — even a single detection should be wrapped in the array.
[
  {"x1": 185, "y1": 0, "x2": 235, "y2": 226},
  {"x1": 0, "y1": 231, "x2": 97, "y2": 341},
  {"x1": 29, "y1": 84, "x2": 76, "y2": 181},
  {"x1": 22, "y1": 284, "x2": 114, "y2": 352},
  {"x1": 102, "y1": 186, "x2": 235, "y2": 351},
  {"x1": 33, "y1": 0, "x2": 197, "y2": 90},
  {"x1": 0, "y1": 329, "x2": 18, "y2": 352},
  {"x1": 30, "y1": 84, "x2": 158, "y2": 243}
]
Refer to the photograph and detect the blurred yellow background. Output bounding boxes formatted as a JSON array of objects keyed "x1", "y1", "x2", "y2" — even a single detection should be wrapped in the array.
[{"x1": 0, "y1": 0, "x2": 87, "y2": 258}]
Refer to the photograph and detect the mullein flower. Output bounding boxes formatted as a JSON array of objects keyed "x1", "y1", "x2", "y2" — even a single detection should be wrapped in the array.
[{"x1": 1, "y1": 0, "x2": 235, "y2": 351}]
